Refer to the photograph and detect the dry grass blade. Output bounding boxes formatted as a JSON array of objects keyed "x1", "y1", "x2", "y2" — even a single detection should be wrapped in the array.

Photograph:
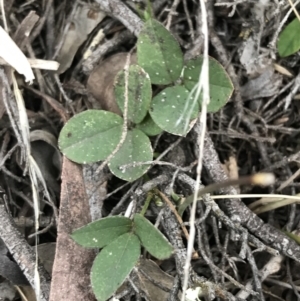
[
  {"x1": 181, "y1": 0, "x2": 210, "y2": 299},
  {"x1": 0, "y1": 57, "x2": 59, "y2": 70},
  {"x1": 0, "y1": 26, "x2": 34, "y2": 82},
  {"x1": 287, "y1": 0, "x2": 300, "y2": 21},
  {"x1": 95, "y1": 52, "x2": 132, "y2": 175},
  {"x1": 5, "y1": 40, "x2": 53, "y2": 301}
]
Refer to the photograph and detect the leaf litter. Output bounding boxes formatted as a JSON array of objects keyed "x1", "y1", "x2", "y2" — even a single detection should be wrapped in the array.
[{"x1": 1, "y1": 1, "x2": 300, "y2": 301}]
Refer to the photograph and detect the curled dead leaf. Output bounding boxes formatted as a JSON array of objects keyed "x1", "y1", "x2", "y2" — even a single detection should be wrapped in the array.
[
  {"x1": 57, "y1": 6, "x2": 105, "y2": 73},
  {"x1": 133, "y1": 259, "x2": 179, "y2": 301},
  {"x1": 30, "y1": 130, "x2": 61, "y2": 195},
  {"x1": 87, "y1": 52, "x2": 137, "y2": 114}
]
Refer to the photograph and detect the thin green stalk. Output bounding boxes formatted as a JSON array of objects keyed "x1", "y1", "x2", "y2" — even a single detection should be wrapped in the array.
[{"x1": 140, "y1": 192, "x2": 153, "y2": 216}]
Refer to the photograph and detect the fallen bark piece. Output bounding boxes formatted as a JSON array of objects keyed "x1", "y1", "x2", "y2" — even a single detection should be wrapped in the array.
[{"x1": 50, "y1": 157, "x2": 97, "y2": 301}]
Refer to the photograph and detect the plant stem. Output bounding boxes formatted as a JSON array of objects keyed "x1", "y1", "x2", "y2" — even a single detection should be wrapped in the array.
[
  {"x1": 178, "y1": 173, "x2": 274, "y2": 216},
  {"x1": 140, "y1": 192, "x2": 153, "y2": 216}
]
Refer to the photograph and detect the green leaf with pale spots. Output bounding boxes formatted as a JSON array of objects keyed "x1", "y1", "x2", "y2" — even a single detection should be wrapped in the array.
[
  {"x1": 133, "y1": 214, "x2": 173, "y2": 260},
  {"x1": 58, "y1": 110, "x2": 123, "y2": 164},
  {"x1": 114, "y1": 65, "x2": 152, "y2": 124},
  {"x1": 91, "y1": 233, "x2": 140, "y2": 301},
  {"x1": 183, "y1": 56, "x2": 234, "y2": 113},
  {"x1": 108, "y1": 129, "x2": 153, "y2": 181},
  {"x1": 137, "y1": 18, "x2": 183, "y2": 85},
  {"x1": 136, "y1": 113, "x2": 163, "y2": 136},
  {"x1": 277, "y1": 18, "x2": 300, "y2": 57},
  {"x1": 149, "y1": 86, "x2": 199, "y2": 136},
  {"x1": 71, "y1": 216, "x2": 132, "y2": 248}
]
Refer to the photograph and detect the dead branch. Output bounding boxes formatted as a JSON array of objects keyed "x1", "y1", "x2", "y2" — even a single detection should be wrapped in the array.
[{"x1": 0, "y1": 204, "x2": 51, "y2": 301}]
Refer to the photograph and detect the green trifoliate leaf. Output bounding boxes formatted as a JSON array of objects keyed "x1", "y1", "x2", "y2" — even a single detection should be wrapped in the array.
[
  {"x1": 136, "y1": 113, "x2": 163, "y2": 136},
  {"x1": 91, "y1": 233, "x2": 140, "y2": 301},
  {"x1": 183, "y1": 56, "x2": 234, "y2": 113},
  {"x1": 133, "y1": 213, "x2": 173, "y2": 260},
  {"x1": 58, "y1": 110, "x2": 123, "y2": 164},
  {"x1": 114, "y1": 65, "x2": 152, "y2": 124},
  {"x1": 277, "y1": 18, "x2": 300, "y2": 57},
  {"x1": 149, "y1": 86, "x2": 199, "y2": 136},
  {"x1": 108, "y1": 129, "x2": 153, "y2": 181},
  {"x1": 71, "y1": 216, "x2": 132, "y2": 248},
  {"x1": 137, "y1": 18, "x2": 183, "y2": 85}
]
